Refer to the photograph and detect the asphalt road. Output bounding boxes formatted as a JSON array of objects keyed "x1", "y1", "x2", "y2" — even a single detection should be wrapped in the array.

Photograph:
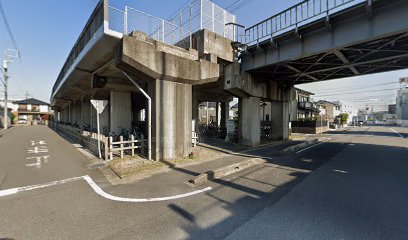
[{"x1": 0, "y1": 125, "x2": 407, "y2": 239}]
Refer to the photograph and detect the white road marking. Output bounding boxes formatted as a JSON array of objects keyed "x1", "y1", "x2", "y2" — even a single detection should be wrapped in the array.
[
  {"x1": 333, "y1": 169, "x2": 349, "y2": 174},
  {"x1": 296, "y1": 142, "x2": 325, "y2": 154},
  {"x1": 0, "y1": 175, "x2": 212, "y2": 202},
  {"x1": 389, "y1": 128, "x2": 404, "y2": 138},
  {"x1": 0, "y1": 176, "x2": 84, "y2": 197}
]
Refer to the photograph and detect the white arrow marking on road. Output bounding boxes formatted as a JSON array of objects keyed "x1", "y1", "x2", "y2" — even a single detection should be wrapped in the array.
[{"x1": 0, "y1": 175, "x2": 212, "y2": 202}]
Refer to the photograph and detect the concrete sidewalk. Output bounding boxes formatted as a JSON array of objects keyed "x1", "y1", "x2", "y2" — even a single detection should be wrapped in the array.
[{"x1": 100, "y1": 140, "x2": 300, "y2": 198}]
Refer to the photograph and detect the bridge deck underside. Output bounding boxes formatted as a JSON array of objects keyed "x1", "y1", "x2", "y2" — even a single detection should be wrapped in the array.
[{"x1": 251, "y1": 32, "x2": 408, "y2": 84}]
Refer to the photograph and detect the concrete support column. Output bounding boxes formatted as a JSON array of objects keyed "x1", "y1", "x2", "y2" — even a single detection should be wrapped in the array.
[
  {"x1": 81, "y1": 97, "x2": 91, "y2": 127},
  {"x1": 220, "y1": 102, "x2": 229, "y2": 129},
  {"x1": 68, "y1": 103, "x2": 72, "y2": 123},
  {"x1": 74, "y1": 100, "x2": 81, "y2": 125},
  {"x1": 110, "y1": 90, "x2": 131, "y2": 134},
  {"x1": 239, "y1": 96, "x2": 260, "y2": 146},
  {"x1": 270, "y1": 101, "x2": 290, "y2": 140},
  {"x1": 150, "y1": 79, "x2": 192, "y2": 161}
]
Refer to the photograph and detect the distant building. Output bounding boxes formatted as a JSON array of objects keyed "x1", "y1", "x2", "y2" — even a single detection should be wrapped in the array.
[
  {"x1": 198, "y1": 102, "x2": 233, "y2": 124},
  {"x1": 13, "y1": 98, "x2": 51, "y2": 124},
  {"x1": 388, "y1": 104, "x2": 397, "y2": 114},
  {"x1": 261, "y1": 88, "x2": 318, "y2": 121},
  {"x1": 332, "y1": 101, "x2": 358, "y2": 124},
  {"x1": 396, "y1": 87, "x2": 408, "y2": 127},
  {"x1": 316, "y1": 100, "x2": 341, "y2": 123}
]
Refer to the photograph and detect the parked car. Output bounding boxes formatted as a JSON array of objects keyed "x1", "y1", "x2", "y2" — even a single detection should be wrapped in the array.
[{"x1": 18, "y1": 119, "x2": 27, "y2": 124}]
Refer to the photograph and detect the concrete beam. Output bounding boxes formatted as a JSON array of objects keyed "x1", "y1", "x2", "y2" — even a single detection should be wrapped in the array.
[
  {"x1": 117, "y1": 32, "x2": 221, "y2": 85},
  {"x1": 225, "y1": 62, "x2": 295, "y2": 102}
]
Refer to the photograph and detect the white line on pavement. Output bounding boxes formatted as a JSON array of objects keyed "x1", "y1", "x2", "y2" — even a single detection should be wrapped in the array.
[
  {"x1": 296, "y1": 142, "x2": 325, "y2": 154},
  {"x1": 0, "y1": 175, "x2": 212, "y2": 202},
  {"x1": 389, "y1": 128, "x2": 404, "y2": 138}
]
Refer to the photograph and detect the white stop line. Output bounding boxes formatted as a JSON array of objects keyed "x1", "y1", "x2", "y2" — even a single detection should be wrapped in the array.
[{"x1": 0, "y1": 175, "x2": 212, "y2": 202}]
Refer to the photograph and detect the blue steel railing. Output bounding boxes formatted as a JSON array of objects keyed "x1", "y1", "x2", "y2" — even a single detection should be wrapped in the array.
[{"x1": 244, "y1": 0, "x2": 366, "y2": 46}]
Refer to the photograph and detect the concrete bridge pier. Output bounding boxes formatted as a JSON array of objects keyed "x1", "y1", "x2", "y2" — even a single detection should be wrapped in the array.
[
  {"x1": 239, "y1": 96, "x2": 261, "y2": 146},
  {"x1": 270, "y1": 101, "x2": 290, "y2": 140},
  {"x1": 220, "y1": 102, "x2": 229, "y2": 129},
  {"x1": 148, "y1": 79, "x2": 192, "y2": 161}
]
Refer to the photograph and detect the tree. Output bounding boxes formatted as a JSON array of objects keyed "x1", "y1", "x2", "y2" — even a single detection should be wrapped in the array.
[{"x1": 338, "y1": 113, "x2": 349, "y2": 125}]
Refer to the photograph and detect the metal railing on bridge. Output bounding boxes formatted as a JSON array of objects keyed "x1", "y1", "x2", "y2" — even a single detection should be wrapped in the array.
[
  {"x1": 108, "y1": 6, "x2": 193, "y2": 49},
  {"x1": 244, "y1": 0, "x2": 366, "y2": 46},
  {"x1": 167, "y1": 0, "x2": 236, "y2": 41}
]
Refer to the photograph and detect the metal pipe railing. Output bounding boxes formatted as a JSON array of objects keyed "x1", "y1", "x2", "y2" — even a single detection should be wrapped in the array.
[
  {"x1": 122, "y1": 71, "x2": 152, "y2": 161},
  {"x1": 244, "y1": 0, "x2": 365, "y2": 46}
]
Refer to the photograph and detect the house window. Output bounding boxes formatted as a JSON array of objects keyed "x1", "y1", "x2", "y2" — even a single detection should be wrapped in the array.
[{"x1": 266, "y1": 114, "x2": 270, "y2": 121}]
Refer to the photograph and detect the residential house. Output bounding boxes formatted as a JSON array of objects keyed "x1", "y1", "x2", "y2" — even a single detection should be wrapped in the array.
[
  {"x1": 260, "y1": 88, "x2": 318, "y2": 121},
  {"x1": 13, "y1": 98, "x2": 51, "y2": 124},
  {"x1": 316, "y1": 100, "x2": 341, "y2": 123}
]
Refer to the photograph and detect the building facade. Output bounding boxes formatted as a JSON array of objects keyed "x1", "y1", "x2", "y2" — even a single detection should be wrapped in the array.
[
  {"x1": 260, "y1": 88, "x2": 318, "y2": 121},
  {"x1": 316, "y1": 100, "x2": 341, "y2": 123},
  {"x1": 332, "y1": 101, "x2": 358, "y2": 125},
  {"x1": 13, "y1": 98, "x2": 51, "y2": 124},
  {"x1": 396, "y1": 87, "x2": 408, "y2": 127}
]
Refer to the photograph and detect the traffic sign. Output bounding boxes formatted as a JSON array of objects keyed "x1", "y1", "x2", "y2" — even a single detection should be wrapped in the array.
[{"x1": 91, "y1": 100, "x2": 108, "y2": 114}]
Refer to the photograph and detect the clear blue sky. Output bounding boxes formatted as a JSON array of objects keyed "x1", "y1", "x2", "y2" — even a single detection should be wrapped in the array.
[{"x1": 0, "y1": 0, "x2": 406, "y2": 111}]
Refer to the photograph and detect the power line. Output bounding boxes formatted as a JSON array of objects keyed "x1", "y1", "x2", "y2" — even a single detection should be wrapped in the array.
[
  {"x1": 307, "y1": 81, "x2": 399, "y2": 94},
  {"x1": 0, "y1": 1, "x2": 19, "y2": 50},
  {"x1": 315, "y1": 88, "x2": 400, "y2": 97},
  {"x1": 229, "y1": 0, "x2": 255, "y2": 12}
]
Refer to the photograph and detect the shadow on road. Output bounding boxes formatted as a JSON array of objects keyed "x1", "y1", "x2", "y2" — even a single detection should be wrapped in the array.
[{"x1": 164, "y1": 140, "x2": 408, "y2": 239}]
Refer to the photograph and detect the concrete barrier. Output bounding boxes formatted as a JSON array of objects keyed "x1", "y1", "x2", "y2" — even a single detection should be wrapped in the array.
[
  {"x1": 283, "y1": 139, "x2": 319, "y2": 152},
  {"x1": 189, "y1": 158, "x2": 266, "y2": 185}
]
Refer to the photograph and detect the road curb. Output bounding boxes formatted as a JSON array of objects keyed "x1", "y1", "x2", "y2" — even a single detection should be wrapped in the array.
[{"x1": 189, "y1": 158, "x2": 266, "y2": 186}]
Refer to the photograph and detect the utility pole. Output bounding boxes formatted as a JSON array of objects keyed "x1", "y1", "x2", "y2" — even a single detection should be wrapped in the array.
[
  {"x1": 2, "y1": 57, "x2": 8, "y2": 129},
  {"x1": 2, "y1": 48, "x2": 19, "y2": 130}
]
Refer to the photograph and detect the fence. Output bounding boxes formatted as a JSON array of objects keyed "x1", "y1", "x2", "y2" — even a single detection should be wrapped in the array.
[
  {"x1": 167, "y1": 0, "x2": 236, "y2": 41},
  {"x1": 292, "y1": 120, "x2": 329, "y2": 128},
  {"x1": 108, "y1": 135, "x2": 147, "y2": 160},
  {"x1": 55, "y1": 123, "x2": 148, "y2": 161},
  {"x1": 245, "y1": 0, "x2": 365, "y2": 45},
  {"x1": 56, "y1": 124, "x2": 109, "y2": 160},
  {"x1": 108, "y1": 6, "x2": 193, "y2": 49}
]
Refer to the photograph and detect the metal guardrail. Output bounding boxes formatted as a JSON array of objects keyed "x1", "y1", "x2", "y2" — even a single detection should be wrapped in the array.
[{"x1": 244, "y1": 0, "x2": 365, "y2": 46}]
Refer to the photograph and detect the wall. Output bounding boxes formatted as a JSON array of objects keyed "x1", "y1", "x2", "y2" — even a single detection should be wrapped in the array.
[
  {"x1": 39, "y1": 105, "x2": 49, "y2": 113},
  {"x1": 110, "y1": 91, "x2": 131, "y2": 134}
]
